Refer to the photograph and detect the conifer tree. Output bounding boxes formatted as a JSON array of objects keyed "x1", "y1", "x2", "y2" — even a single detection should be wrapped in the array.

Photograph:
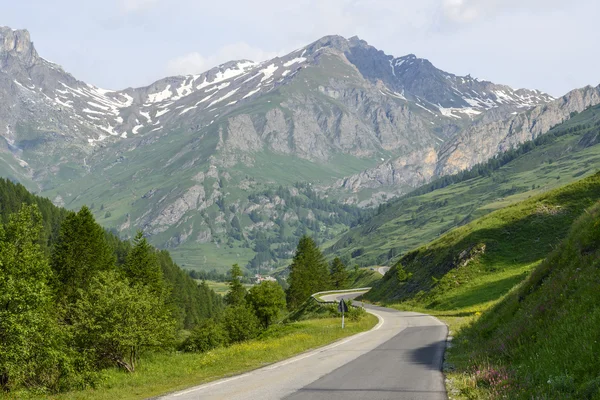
[
  {"x1": 330, "y1": 257, "x2": 349, "y2": 289},
  {"x1": 286, "y1": 236, "x2": 330, "y2": 310},
  {"x1": 224, "y1": 264, "x2": 247, "y2": 306},
  {"x1": 123, "y1": 231, "x2": 164, "y2": 295},
  {"x1": 50, "y1": 206, "x2": 115, "y2": 302}
]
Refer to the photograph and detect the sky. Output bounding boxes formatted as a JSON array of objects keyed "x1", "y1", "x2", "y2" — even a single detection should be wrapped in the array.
[{"x1": 3, "y1": 0, "x2": 599, "y2": 96}]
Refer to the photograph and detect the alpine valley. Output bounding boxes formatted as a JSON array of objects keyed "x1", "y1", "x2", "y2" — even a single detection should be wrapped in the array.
[{"x1": 1, "y1": 26, "x2": 599, "y2": 272}]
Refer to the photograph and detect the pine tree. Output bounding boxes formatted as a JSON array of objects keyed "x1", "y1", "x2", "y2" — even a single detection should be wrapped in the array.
[
  {"x1": 224, "y1": 264, "x2": 247, "y2": 306},
  {"x1": 286, "y1": 236, "x2": 330, "y2": 310},
  {"x1": 50, "y1": 206, "x2": 115, "y2": 303},
  {"x1": 123, "y1": 231, "x2": 164, "y2": 295},
  {"x1": 329, "y1": 257, "x2": 349, "y2": 289}
]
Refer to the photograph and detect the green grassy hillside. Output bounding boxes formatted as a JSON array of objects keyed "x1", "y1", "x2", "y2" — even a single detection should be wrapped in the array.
[
  {"x1": 328, "y1": 104, "x2": 600, "y2": 267},
  {"x1": 363, "y1": 172, "x2": 600, "y2": 308},
  {"x1": 447, "y1": 200, "x2": 600, "y2": 399}
]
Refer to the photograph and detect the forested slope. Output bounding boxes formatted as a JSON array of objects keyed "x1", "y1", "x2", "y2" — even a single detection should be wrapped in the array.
[{"x1": 0, "y1": 178, "x2": 222, "y2": 393}]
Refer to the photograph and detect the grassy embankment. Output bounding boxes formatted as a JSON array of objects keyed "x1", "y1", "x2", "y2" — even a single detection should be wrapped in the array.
[
  {"x1": 361, "y1": 172, "x2": 600, "y2": 398},
  {"x1": 447, "y1": 200, "x2": 600, "y2": 399},
  {"x1": 9, "y1": 314, "x2": 376, "y2": 400}
]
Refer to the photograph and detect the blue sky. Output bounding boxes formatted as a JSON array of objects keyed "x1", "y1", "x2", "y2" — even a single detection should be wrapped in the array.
[{"x1": 4, "y1": 0, "x2": 599, "y2": 96}]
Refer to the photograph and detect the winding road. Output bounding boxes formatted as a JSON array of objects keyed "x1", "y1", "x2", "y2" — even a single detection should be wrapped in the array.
[{"x1": 159, "y1": 292, "x2": 448, "y2": 400}]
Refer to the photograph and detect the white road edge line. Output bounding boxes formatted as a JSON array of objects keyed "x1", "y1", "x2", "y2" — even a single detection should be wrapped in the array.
[{"x1": 168, "y1": 307, "x2": 384, "y2": 397}]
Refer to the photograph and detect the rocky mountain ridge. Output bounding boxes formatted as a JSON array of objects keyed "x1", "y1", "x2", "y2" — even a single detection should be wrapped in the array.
[
  {"x1": 2, "y1": 25, "x2": 591, "y2": 270},
  {"x1": 331, "y1": 84, "x2": 600, "y2": 205}
]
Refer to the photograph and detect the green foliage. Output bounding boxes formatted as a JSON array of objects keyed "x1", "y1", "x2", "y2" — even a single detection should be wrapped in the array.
[
  {"x1": 395, "y1": 263, "x2": 412, "y2": 282},
  {"x1": 123, "y1": 231, "x2": 164, "y2": 295},
  {"x1": 224, "y1": 264, "x2": 247, "y2": 306},
  {"x1": 329, "y1": 257, "x2": 348, "y2": 289},
  {"x1": 0, "y1": 205, "x2": 65, "y2": 391},
  {"x1": 343, "y1": 267, "x2": 382, "y2": 289},
  {"x1": 161, "y1": 253, "x2": 223, "y2": 329},
  {"x1": 51, "y1": 206, "x2": 115, "y2": 303},
  {"x1": 286, "y1": 236, "x2": 331, "y2": 310},
  {"x1": 221, "y1": 305, "x2": 261, "y2": 343},
  {"x1": 0, "y1": 178, "x2": 69, "y2": 254},
  {"x1": 69, "y1": 270, "x2": 176, "y2": 373},
  {"x1": 364, "y1": 172, "x2": 600, "y2": 305},
  {"x1": 0, "y1": 181, "x2": 223, "y2": 393},
  {"x1": 247, "y1": 281, "x2": 286, "y2": 328},
  {"x1": 179, "y1": 320, "x2": 227, "y2": 353},
  {"x1": 449, "y1": 201, "x2": 600, "y2": 398}
]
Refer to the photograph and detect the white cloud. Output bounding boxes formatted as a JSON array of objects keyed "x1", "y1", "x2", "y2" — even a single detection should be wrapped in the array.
[
  {"x1": 166, "y1": 42, "x2": 280, "y2": 76},
  {"x1": 441, "y1": 0, "x2": 570, "y2": 23},
  {"x1": 119, "y1": 0, "x2": 161, "y2": 13}
]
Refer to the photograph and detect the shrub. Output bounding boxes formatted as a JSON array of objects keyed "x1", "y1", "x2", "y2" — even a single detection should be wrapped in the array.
[
  {"x1": 221, "y1": 305, "x2": 261, "y2": 343},
  {"x1": 179, "y1": 320, "x2": 227, "y2": 353}
]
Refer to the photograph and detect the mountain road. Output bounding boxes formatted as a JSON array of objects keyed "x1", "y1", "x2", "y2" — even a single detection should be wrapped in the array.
[{"x1": 159, "y1": 292, "x2": 447, "y2": 400}]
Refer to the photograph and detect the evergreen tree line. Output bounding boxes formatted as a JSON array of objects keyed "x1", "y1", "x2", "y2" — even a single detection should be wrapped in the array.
[
  {"x1": 183, "y1": 236, "x2": 353, "y2": 354},
  {"x1": 286, "y1": 236, "x2": 349, "y2": 310},
  {"x1": 0, "y1": 179, "x2": 222, "y2": 393}
]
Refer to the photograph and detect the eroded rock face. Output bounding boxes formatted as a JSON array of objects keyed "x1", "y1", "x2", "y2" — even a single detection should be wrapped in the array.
[
  {"x1": 437, "y1": 85, "x2": 600, "y2": 175},
  {"x1": 336, "y1": 147, "x2": 438, "y2": 192},
  {"x1": 1, "y1": 28, "x2": 39, "y2": 70}
]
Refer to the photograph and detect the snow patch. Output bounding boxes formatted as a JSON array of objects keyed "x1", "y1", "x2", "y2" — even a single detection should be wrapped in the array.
[
  {"x1": 243, "y1": 88, "x2": 261, "y2": 99},
  {"x1": 140, "y1": 110, "x2": 152, "y2": 122},
  {"x1": 260, "y1": 64, "x2": 279, "y2": 82},
  {"x1": 147, "y1": 85, "x2": 172, "y2": 103},
  {"x1": 155, "y1": 108, "x2": 169, "y2": 118},
  {"x1": 83, "y1": 108, "x2": 105, "y2": 115},
  {"x1": 208, "y1": 88, "x2": 240, "y2": 107},
  {"x1": 196, "y1": 61, "x2": 257, "y2": 90},
  {"x1": 179, "y1": 106, "x2": 197, "y2": 115},
  {"x1": 283, "y1": 57, "x2": 306, "y2": 67},
  {"x1": 54, "y1": 98, "x2": 73, "y2": 108}
]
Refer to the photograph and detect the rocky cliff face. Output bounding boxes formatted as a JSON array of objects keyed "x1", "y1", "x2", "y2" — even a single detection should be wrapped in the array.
[{"x1": 436, "y1": 85, "x2": 600, "y2": 175}]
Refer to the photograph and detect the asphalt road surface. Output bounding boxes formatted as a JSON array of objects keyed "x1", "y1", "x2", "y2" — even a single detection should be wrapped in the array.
[
  {"x1": 159, "y1": 292, "x2": 447, "y2": 400},
  {"x1": 377, "y1": 267, "x2": 391, "y2": 276}
]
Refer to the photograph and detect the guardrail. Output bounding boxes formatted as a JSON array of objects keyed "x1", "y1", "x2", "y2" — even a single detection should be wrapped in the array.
[{"x1": 310, "y1": 288, "x2": 371, "y2": 309}]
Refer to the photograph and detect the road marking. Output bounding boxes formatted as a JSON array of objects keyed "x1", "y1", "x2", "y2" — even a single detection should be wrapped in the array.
[
  {"x1": 172, "y1": 373, "x2": 252, "y2": 397},
  {"x1": 167, "y1": 309, "x2": 386, "y2": 397}
]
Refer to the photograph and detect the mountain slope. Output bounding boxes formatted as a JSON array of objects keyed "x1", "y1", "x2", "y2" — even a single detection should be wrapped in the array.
[
  {"x1": 327, "y1": 84, "x2": 600, "y2": 205},
  {"x1": 327, "y1": 103, "x2": 600, "y2": 266},
  {"x1": 448, "y1": 199, "x2": 600, "y2": 398},
  {"x1": 362, "y1": 171, "x2": 600, "y2": 304},
  {"x1": 0, "y1": 26, "x2": 571, "y2": 271}
]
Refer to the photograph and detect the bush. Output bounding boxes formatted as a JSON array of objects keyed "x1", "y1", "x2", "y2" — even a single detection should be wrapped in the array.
[
  {"x1": 179, "y1": 320, "x2": 227, "y2": 353},
  {"x1": 221, "y1": 305, "x2": 261, "y2": 343},
  {"x1": 247, "y1": 281, "x2": 286, "y2": 328},
  {"x1": 346, "y1": 305, "x2": 366, "y2": 322}
]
